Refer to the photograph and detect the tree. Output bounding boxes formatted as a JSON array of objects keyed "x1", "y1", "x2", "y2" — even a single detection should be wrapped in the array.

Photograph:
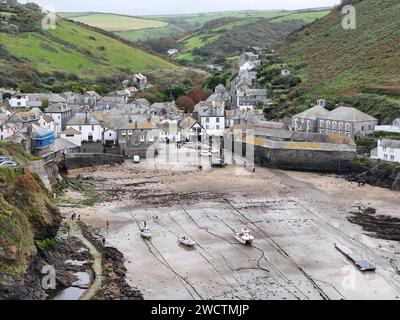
[
  {"x1": 187, "y1": 87, "x2": 208, "y2": 104},
  {"x1": 40, "y1": 99, "x2": 48, "y2": 112},
  {"x1": 176, "y1": 96, "x2": 195, "y2": 113}
]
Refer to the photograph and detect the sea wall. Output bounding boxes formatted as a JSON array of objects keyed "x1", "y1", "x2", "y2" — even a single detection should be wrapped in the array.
[
  {"x1": 65, "y1": 153, "x2": 124, "y2": 170},
  {"x1": 252, "y1": 144, "x2": 357, "y2": 173}
]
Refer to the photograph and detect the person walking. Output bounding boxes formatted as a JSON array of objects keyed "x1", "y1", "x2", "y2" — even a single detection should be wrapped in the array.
[
  {"x1": 106, "y1": 220, "x2": 109, "y2": 230},
  {"x1": 102, "y1": 237, "x2": 106, "y2": 246}
]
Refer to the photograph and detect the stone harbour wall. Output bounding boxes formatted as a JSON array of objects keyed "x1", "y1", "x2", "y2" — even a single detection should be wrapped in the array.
[{"x1": 65, "y1": 153, "x2": 124, "y2": 170}]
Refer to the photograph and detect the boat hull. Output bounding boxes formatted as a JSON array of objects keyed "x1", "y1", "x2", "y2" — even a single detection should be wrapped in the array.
[{"x1": 234, "y1": 234, "x2": 253, "y2": 245}]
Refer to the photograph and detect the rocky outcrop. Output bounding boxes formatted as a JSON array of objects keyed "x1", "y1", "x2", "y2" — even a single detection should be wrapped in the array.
[
  {"x1": 0, "y1": 238, "x2": 92, "y2": 300},
  {"x1": 346, "y1": 158, "x2": 400, "y2": 190},
  {"x1": 80, "y1": 223, "x2": 143, "y2": 300}
]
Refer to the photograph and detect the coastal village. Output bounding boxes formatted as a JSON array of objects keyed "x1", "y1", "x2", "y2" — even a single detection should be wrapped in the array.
[
  {"x1": 2, "y1": 47, "x2": 400, "y2": 301},
  {"x1": 1, "y1": 48, "x2": 399, "y2": 171}
]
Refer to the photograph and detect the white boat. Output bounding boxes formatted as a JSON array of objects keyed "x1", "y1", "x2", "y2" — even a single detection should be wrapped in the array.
[
  {"x1": 140, "y1": 228, "x2": 152, "y2": 239},
  {"x1": 178, "y1": 236, "x2": 196, "y2": 247},
  {"x1": 234, "y1": 228, "x2": 254, "y2": 245}
]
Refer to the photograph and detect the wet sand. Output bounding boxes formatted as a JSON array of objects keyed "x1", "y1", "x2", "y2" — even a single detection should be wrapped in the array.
[{"x1": 63, "y1": 146, "x2": 400, "y2": 300}]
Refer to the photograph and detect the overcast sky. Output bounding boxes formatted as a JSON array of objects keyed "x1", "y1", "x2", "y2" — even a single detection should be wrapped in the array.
[{"x1": 24, "y1": 0, "x2": 340, "y2": 16}]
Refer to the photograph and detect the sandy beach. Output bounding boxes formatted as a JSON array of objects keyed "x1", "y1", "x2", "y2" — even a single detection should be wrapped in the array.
[{"x1": 60, "y1": 145, "x2": 400, "y2": 300}]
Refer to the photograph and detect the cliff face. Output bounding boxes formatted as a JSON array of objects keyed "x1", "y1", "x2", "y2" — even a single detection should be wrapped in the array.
[{"x1": 0, "y1": 142, "x2": 61, "y2": 297}]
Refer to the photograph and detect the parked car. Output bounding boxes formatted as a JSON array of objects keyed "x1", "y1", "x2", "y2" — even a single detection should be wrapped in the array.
[
  {"x1": 0, "y1": 155, "x2": 12, "y2": 163},
  {"x1": 0, "y1": 161, "x2": 17, "y2": 168},
  {"x1": 201, "y1": 150, "x2": 212, "y2": 157},
  {"x1": 211, "y1": 159, "x2": 226, "y2": 168},
  {"x1": 133, "y1": 155, "x2": 140, "y2": 163}
]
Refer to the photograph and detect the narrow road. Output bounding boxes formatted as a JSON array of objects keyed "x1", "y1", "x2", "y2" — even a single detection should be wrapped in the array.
[{"x1": 67, "y1": 220, "x2": 103, "y2": 300}]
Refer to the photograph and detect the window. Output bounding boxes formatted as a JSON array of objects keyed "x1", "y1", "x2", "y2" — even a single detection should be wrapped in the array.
[
  {"x1": 384, "y1": 154, "x2": 388, "y2": 159},
  {"x1": 128, "y1": 130, "x2": 132, "y2": 135},
  {"x1": 79, "y1": 126, "x2": 82, "y2": 131},
  {"x1": 383, "y1": 146, "x2": 387, "y2": 151},
  {"x1": 122, "y1": 130, "x2": 126, "y2": 136},
  {"x1": 320, "y1": 129, "x2": 324, "y2": 134},
  {"x1": 92, "y1": 125, "x2": 95, "y2": 131},
  {"x1": 206, "y1": 117, "x2": 210, "y2": 123},
  {"x1": 216, "y1": 118, "x2": 220, "y2": 123},
  {"x1": 307, "y1": 120, "x2": 311, "y2": 132},
  {"x1": 216, "y1": 125, "x2": 220, "y2": 130},
  {"x1": 88, "y1": 134, "x2": 93, "y2": 142},
  {"x1": 391, "y1": 155, "x2": 395, "y2": 160},
  {"x1": 361, "y1": 126, "x2": 365, "y2": 131}
]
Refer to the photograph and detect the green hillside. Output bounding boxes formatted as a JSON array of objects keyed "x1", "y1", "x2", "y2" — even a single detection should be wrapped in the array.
[
  {"x1": 280, "y1": 0, "x2": 400, "y2": 99},
  {"x1": 62, "y1": 9, "x2": 330, "y2": 42},
  {"x1": 0, "y1": 142, "x2": 60, "y2": 275},
  {"x1": 0, "y1": 2, "x2": 176, "y2": 92},
  {"x1": 172, "y1": 10, "x2": 329, "y2": 67}
]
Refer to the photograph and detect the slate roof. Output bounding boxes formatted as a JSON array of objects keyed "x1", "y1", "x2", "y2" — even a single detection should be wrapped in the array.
[
  {"x1": 180, "y1": 117, "x2": 199, "y2": 131},
  {"x1": 61, "y1": 127, "x2": 81, "y2": 135},
  {"x1": 67, "y1": 113, "x2": 100, "y2": 126},
  {"x1": 294, "y1": 106, "x2": 329, "y2": 120},
  {"x1": 380, "y1": 139, "x2": 400, "y2": 149},
  {"x1": 321, "y1": 106, "x2": 377, "y2": 122}
]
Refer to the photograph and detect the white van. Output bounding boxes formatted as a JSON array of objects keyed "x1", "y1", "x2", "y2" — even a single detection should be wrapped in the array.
[{"x1": 133, "y1": 155, "x2": 140, "y2": 163}]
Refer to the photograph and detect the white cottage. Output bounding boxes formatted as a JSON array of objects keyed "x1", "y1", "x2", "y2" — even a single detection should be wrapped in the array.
[
  {"x1": 372, "y1": 139, "x2": 400, "y2": 163},
  {"x1": 66, "y1": 112, "x2": 103, "y2": 143}
]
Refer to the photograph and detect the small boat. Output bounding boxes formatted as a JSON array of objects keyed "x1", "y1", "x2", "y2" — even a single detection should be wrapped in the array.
[
  {"x1": 234, "y1": 228, "x2": 255, "y2": 245},
  {"x1": 140, "y1": 228, "x2": 152, "y2": 239},
  {"x1": 335, "y1": 243, "x2": 376, "y2": 272},
  {"x1": 178, "y1": 236, "x2": 196, "y2": 247}
]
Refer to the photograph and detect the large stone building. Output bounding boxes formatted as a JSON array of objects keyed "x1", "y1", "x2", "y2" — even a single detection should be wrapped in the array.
[{"x1": 292, "y1": 106, "x2": 378, "y2": 139}]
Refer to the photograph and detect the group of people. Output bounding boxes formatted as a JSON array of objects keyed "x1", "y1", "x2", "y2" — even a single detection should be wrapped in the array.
[{"x1": 71, "y1": 212, "x2": 81, "y2": 221}]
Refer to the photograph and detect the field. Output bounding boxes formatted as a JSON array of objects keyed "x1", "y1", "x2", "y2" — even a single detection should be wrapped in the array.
[
  {"x1": 0, "y1": 18, "x2": 176, "y2": 89},
  {"x1": 58, "y1": 10, "x2": 330, "y2": 42},
  {"x1": 115, "y1": 25, "x2": 184, "y2": 42},
  {"x1": 59, "y1": 12, "x2": 168, "y2": 32}
]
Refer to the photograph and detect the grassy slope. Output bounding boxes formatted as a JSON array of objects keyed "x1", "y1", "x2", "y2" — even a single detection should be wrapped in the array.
[
  {"x1": 0, "y1": 18, "x2": 176, "y2": 79},
  {"x1": 115, "y1": 24, "x2": 184, "y2": 42},
  {"x1": 59, "y1": 12, "x2": 167, "y2": 32},
  {"x1": 279, "y1": 0, "x2": 400, "y2": 98},
  {"x1": 59, "y1": 10, "x2": 330, "y2": 42},
  {"x1": 175, "y1": 10, "x2": 329, "y2": 62},
  {"x1": 0, "y1": 142, "x2": 59, "y2": 275}
]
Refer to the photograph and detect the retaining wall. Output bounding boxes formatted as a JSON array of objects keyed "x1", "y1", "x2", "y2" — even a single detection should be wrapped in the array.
[{"x1": 65, "y1": 153, "x2": 124, "y2": 170}]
